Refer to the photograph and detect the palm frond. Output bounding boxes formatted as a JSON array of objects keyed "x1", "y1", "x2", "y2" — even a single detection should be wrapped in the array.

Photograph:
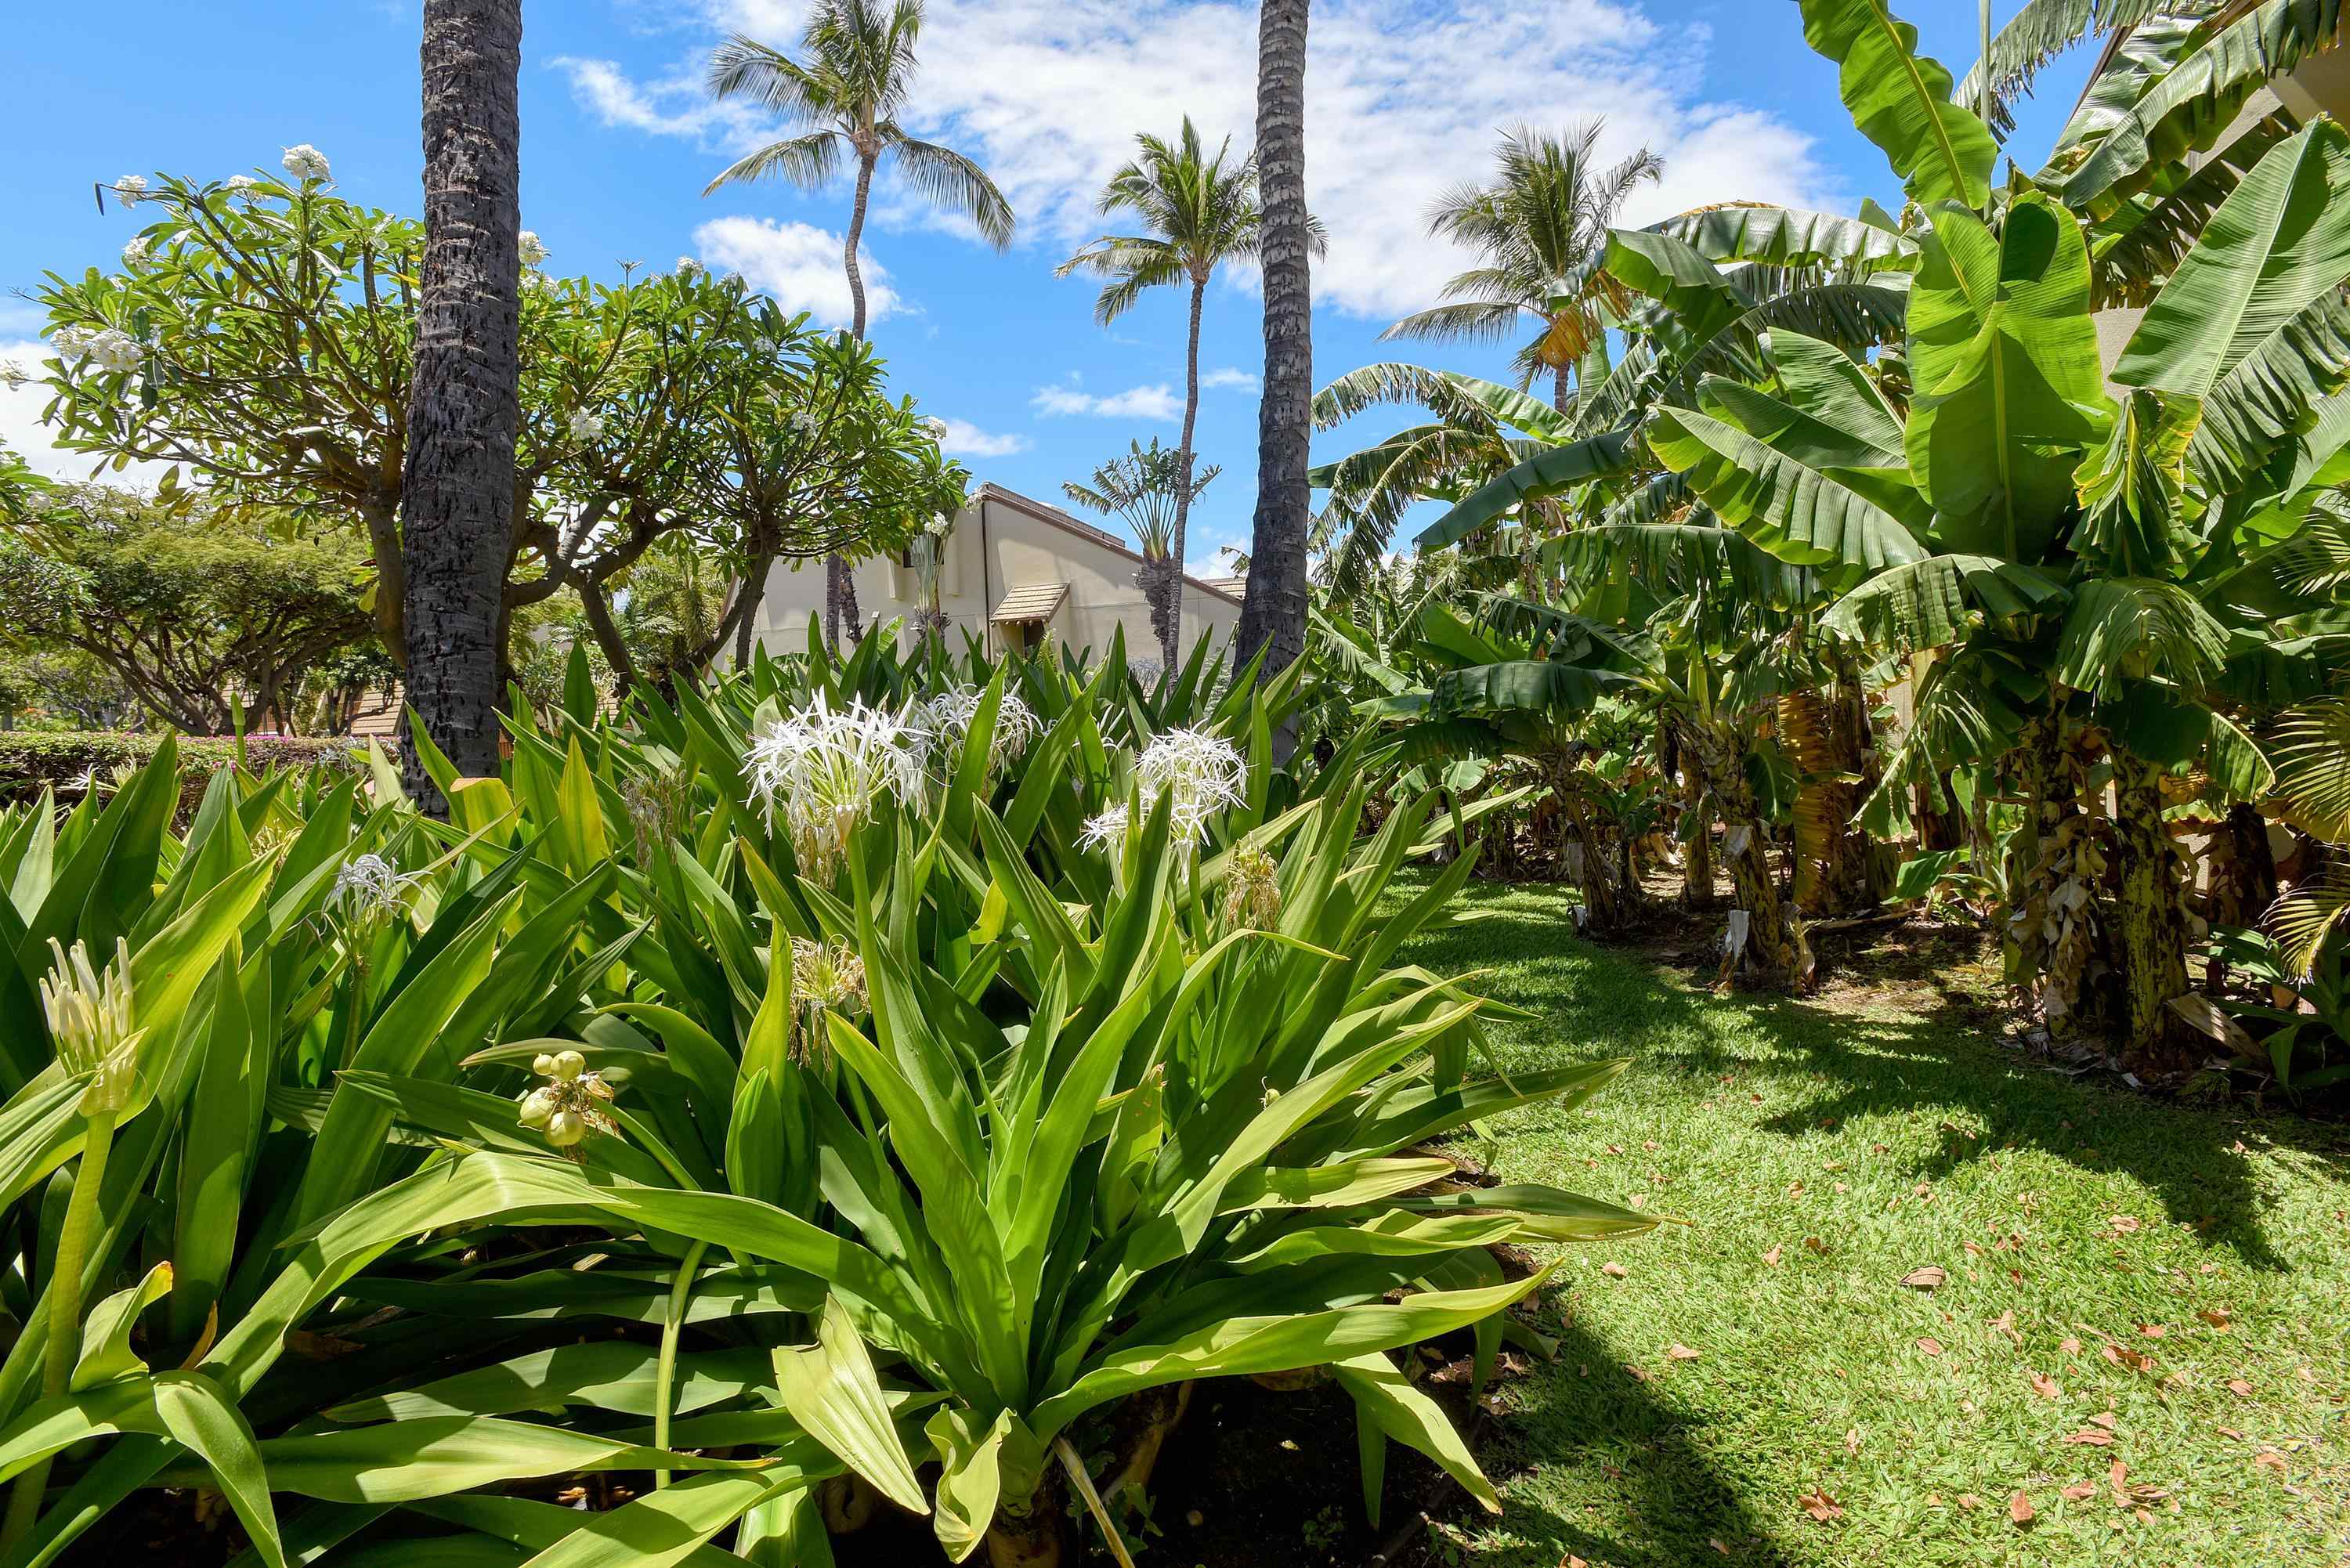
[{"x1": 887, "y1": 135, "x2": 1016, "y2": 249}]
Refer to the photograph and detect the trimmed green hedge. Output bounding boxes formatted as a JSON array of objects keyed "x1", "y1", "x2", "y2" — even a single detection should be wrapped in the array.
[{"x1": 0, "y1": 731, "x2": 362, "y2": 805}]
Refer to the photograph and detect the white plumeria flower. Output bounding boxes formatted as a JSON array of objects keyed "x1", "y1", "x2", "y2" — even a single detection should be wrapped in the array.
[
  {"x1": 743, "y1": 694, "x2": 926, "y2": 883},
  {"x1": 921, "y1": 685, "x2": 1039, "y2": 778},
  {"x1": 919, "y1": 416, "x2": 947, "y2": 441},
  {"x1": 517, "y1": 229, "x2": 549, "y2": 267},
  {"x1": 568, "y1": 409, "x2": 606, "y2": 442},
  {"x1": 50, "y1": 326, "x2": 95, "y2": 359},
  {"x1": 0, "y1": 361, "x2": 26, "y2": 390},
  {"x1": 121, "y1": 235, "x2": 154, "y2": 269},
  {"x1": 83, "y1": 330, "x2": 146, "y2": 374},
  {"x1": 675, "y1": 256, "x2": 703, "y2": 277},
  {"x1": 1135, "y1": 727, "x2": 1249, "y2": 840},
  {"x1": 114, "y1": 175, "x2": 150, "y2": 208},
  {"x1": 281, "y1": 144, "x2": 331, "y2": 182}
]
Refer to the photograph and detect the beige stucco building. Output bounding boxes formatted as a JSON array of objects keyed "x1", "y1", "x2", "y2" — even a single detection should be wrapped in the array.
[{"x1": 754, "y1": 482, "x2": 1245, "y2": 666}]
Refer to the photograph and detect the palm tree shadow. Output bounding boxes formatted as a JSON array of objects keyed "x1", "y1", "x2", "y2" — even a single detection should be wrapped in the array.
[
  {"x1": 1408, "y1": 879, "x2": 2346, "y2": 1273},
  {"x1": 1455, "y1": 1308, "x2": 1798, "y2": 1567}
]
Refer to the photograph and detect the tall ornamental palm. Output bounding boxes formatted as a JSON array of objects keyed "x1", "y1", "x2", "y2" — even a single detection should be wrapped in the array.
[
  {"x1": 704, "y1": 0, "x2": 1015, "y2": 645},
  {"x1": 1237, "y1": 0, "x2": 1313, "y2": 691},
  {"x1": 1061, "y1": 437, "x2": 1220, "y2": 667},
  {"x1": 1058, "y1": 119, "x2": 1312, "y2": 659},
  {"x1": 1386, "y1": 121, "x2": 1663, "y2": 410},
  {"x1": 400, "y1": 0, "x2": 524, "y2": 807}
]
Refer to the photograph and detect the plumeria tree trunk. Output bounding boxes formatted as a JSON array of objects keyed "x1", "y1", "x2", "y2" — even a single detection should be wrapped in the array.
[
  {"x1": 401, "y1": 0, "x2": 523, "y2": 806},
  {"x1": 1235, "y1": 0, "x2": 1311, "y2": 694}
]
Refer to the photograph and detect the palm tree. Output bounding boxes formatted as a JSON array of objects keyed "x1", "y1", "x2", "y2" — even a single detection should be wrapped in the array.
[
  {"x1": 1236, "y1": 0, "x2": 1313, "y2": 692},
  {"x1": 1061, "y1": 439, "x2": 1220, "y2": 668},
  {"x1": 1059, "y1": 119, "x2": 1314, "y2": 660},
  {"x1": 704, "y1": 0, "x2": 1015, "y2": 645},
  {"x1": 400, "y1": 0, "x2": 524, "y2": 807},
  {"x1": 1386, "y1": 121, "x2": 1663, "y2": 410}
]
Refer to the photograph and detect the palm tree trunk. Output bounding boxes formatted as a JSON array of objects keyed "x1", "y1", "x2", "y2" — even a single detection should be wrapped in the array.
[
  {"x1": 1235, "y1": 0, "x2": 1311, "y2": 695},
  {"x1": 1554, "y1": 363, "x2": 1571, "y2": 414},
  {"x1": 821, "y1": 150, "x2": 879, "y2": 649},
  {"x1": 401, "y1": 0, "x2": 522, "y2": 807},
  {"x1": 1166, "y1": 275, "x2": 1207, "y2": 667}
]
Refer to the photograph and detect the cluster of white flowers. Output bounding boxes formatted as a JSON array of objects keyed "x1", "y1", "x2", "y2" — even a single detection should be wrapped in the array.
[
  {"x1": 789, "y1": 409, "x2": 819, "y2": 438},
  {"x1": 121, "y1": 235, "x2": 154, "y2": 270},
  {"x1": 114, "y1": 175, "x2": 150, "y2": 208},
  {"x1": 567, "y1": 409, "x2": 606, "y2": 442},
  {"x1": 282, "y1": 144, "x2": 331, "y2": 183},
  {"x1": 324, "y1": 851, "x2": 424, "y2": 927},
  {"x1": 517, "y1": 1049, "x2": 617, "y2": 1151},
  {"x1": 918, "y1": 416, "x2": 947, "y2": 441},
  {"x1": 743, "y1": 694, "x2": 926, "y2": 883},
  {"x1": 1137, "y1": 727, "x2": 1249, "y2": 837},
  {"x1": 1078, "y1": 805, "x2": 1130, "y2": 852},
  {"x1": 675, "y1": 256, "x2": 703, "y2": 277},
  {"x1": 53, "y1": 326, "x2": 146, "y2": 374},
  {"x1": 0, "y1": 361, "x2": 26, "y2": 390},
  {"x1": 517, "y1": 229, "x2": 549, "y2": 267},
  {"x1": 522, "y1": 270, "x2": 558, "y2": 296},
  {"x1": 921, "y1": 684, "x2": 1039, "y2": 779},
  {"x1": 39, "y1": 937, "x2": 143, "y2": 1116}
]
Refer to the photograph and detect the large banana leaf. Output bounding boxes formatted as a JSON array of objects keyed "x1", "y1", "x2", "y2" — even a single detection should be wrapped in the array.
[
  {"x1": 1799, "y1": 0, "x2": 1998, "y2": 209},
  {"x1": 1904, "y1": 193, "x2": 2113, "y2": 561},
  {"x1": 1647, "y1": 399, "x2": 1925, "y2": 576},
  {"x1": 1647, "y1": 203, "x2": 1919, "y2": 273},
  {"x1": 1413, "y1": 427, "x2": 1642, "y2": 551}
]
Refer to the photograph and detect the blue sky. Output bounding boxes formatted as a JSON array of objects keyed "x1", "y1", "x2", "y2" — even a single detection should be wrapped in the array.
[{"x1": 0, "y1": 1, "x2": 2090, "y2": 570}]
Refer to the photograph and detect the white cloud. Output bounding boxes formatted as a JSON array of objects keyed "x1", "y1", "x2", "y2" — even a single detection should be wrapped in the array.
[
  {"x1": 0, "y1": 341, "x2": 179, "y2": 489},
  {"x1": 639, "y1": 0, "x2": 1838, "y2": 319},
  {"x1": 551, "y1": 55, "x2": 772, "y2": 154},
  {"x1": 1198, "y1": 367, "x2": 1257, "y2": 392},
  {"x1": 692, "y1": 216, "x2": 902, "y2": 327},
  {"x1": 935, "y1": 417, "x2": 1030, "y2": 457},
  {"x1": 1032, "y1": 377, "x2": 1180, "y2": 420}
]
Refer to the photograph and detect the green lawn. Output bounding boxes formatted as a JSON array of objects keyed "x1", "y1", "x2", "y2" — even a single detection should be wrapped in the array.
[{"x1": 1402, "y1": 878, "x2": 2350, "y2": 1568}]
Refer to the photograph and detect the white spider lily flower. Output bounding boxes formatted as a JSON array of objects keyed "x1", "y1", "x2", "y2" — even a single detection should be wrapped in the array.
[
  {"x1": 1078, "y1": 806, "x2": 1130, "y2": 853},
  {"x1": 325, "y1": 852, "x2": 425, "y2": 926},
  {"x1": 567, "y1": 408, "x2": 606, "y2": 442},
  {"x1": 39, "y1": 938, "x2": 143, "y2": 1115},
  {"x1": 282, "y1": 144, "x2": 331, "y2": 182},
  {"x1": 743, "y1": 694, "x2": 926, "y2": 883},
  {"x1": 517, "y1": 229, "x2": 549, "y2": 267},
  {"x1": 1135, "y1": 727, "x2": 1248, "y2": 840},
  {"x1": 114, "y1": 175, "x2": 150, "y2": 208},
  {"x1": 921, "y1": 685, "x2": 1039, "y2": 778}
]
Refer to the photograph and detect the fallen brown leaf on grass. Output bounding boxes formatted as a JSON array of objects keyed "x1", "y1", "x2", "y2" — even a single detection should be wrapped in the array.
[
  {"x1": 2107, "y1": 1215, "x2": 2141, "y2": 1234},
  {"x1": 1956, "y1": 1494, "x2": 1981, "y2": 1511},
  {"x1": 2226, "y1": 1377, "x2": 2254, "y2": 1396},
  {"x1": 1804, "y1": 1236, "x2": 1829, "y2": 1255},
  {"x1": 1900, "y1": 1266, "x2": 1947, "y2": 1291},
  {"x1": 2059, "y1": 1335, "x2": 2082, "y2": 1356},
  {"x1": 2062, "y1": 1429, "x2": 2115, "y2": 1447},
  {"x1": 2009, "y1": 1492, "x2": 2035, "y2": 1526},
  {"x1": 1601, "y1": 1261, "x2": 1628, "y2": 1278},
  {"x1": 2029, "y1": 1371, "x2": 2061, "y2": 1400},
  {"x1": 2059, "y1": 1479, "x2": 2097, "y2": 1501},
  {"x1": 1797, "y1": 1490, "x2": 1843, "y2": 1523},
  {"x1": 1989, "y1": 1310, "x2": 2022, "y2": 1346},
  {"x1": 1562, "y1": 1557, "x2": 1587, "y2": 1568},
  {"x1": 2087, "y1": 1411, "x2": 2116, "y2": 1429},
  {"x1": 2101, "y1": 1342, "x2": 2156, "y2": 1373},
  {"x1": 1916, "y1": 1336, "x2": 1944, "y2": 1357},
  {"x1": 1844, "y1": 1427, "x2": 1862, "y2": 1454},
  {"x1": 2138, "y1": 1324, "x2": 2165, "y2": 1339},
  {"x1": 1667, "y1": 1342, "x2": 1701, "y2": 1361},
  {"x1": 2197, "y1": 1309, "x2": 2231, "y2": 1331},
  {"x1": 2252, "y1": 1452, "x2": 2287, "y2": 1473},
  {"x1": 1762, "y1": 1244, "x2": 1782, "y2": 1267}
]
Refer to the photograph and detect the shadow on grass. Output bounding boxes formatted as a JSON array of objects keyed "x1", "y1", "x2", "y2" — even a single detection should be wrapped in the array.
[
  {"x1": 1462, "y1": 1310, "x2": 1796, "y2": 1568},
  {"x1": 1412, "y1": 878, "x2": 2348, "y2": 1274}
]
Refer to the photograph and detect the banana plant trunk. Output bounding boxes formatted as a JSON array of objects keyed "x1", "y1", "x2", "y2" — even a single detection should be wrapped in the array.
[
  {"x1": 2004, "y1": 712, "x2": 2113, "y2": 1044},
  {"x1": 2113, "y1": 750, "x2": 2196, "y2": 1073},
  {"x1": 1676, "y1": 740, "x2": 1715, "y2": 911},
  {"x1": 1709, "y1": 732, "x2": 1801, "y2": 990},
  {"x1": 2203, "y1": 802, "x2": 2279, "y2": 991}
]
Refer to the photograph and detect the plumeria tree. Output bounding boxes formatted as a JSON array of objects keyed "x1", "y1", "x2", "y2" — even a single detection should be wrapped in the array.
[{"x1": 24, "y1": 159, "x2": 957, "y2": 693}]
